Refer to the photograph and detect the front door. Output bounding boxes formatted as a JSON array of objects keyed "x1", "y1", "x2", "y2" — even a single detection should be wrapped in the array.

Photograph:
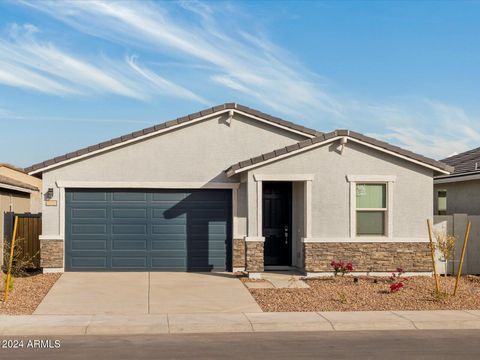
[{"x1": 263, "y1": 182, "x2": 292, "y2": 266}]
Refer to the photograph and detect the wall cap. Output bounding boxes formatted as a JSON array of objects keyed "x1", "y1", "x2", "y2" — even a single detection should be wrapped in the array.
[
  {"x1": 244, "y1": 236, "x2": 266, "y2": 242},
  {"x1": 302, "y1": 237, "x2": 429, "y2": 243}
]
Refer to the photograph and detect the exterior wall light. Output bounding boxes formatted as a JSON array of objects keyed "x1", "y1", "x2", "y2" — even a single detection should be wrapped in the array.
[{"x1": 45, "y1": 188, "x2": 54, "y2": 200}]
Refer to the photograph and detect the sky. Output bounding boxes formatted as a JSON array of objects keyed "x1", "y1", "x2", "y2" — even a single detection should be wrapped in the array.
[{"x1": 0, "y1": 0, "x2": 479, "y2": 168}]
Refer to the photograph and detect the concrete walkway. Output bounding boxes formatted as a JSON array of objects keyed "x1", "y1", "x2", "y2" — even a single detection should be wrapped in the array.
[
  {"x1": 34, "y1": 272, "x2": 261, "y2": 315},
  {"x1": 3, "y1": 310, "x2": 480, "y2": 335}
]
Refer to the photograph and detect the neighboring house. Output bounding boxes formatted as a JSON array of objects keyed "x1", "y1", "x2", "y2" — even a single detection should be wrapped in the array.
[
  {"x1": 434, "y1": 147, "x2": 480, "y2": 215},
  {"x1": 25, "y1": 104, "x2": 452, "y2": 277},
  {"x1": 0, "y1": 163, "x2": 42, "y2": 265}
]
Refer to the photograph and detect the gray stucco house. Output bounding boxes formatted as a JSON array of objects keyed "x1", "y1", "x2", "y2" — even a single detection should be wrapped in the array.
[
  {"x1": 434, "y1": 147, "x2": 480, "y2": 215},
  {"x1": 26, "y1": 103, "x2": 452, "y2": 277}
]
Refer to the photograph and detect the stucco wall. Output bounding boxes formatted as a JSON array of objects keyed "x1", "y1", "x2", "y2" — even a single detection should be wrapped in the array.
[
  {"x1": 0, "y1": 166, "x2": 42, "y2": 213},
  {"x1": 434, "y1": 180, "x2": 480, "y2": 215},
  {"x1": 292, "y1": 182, "x2": 304, "y2": 266},
  {"x1": 246, "y1": 140, "x2": 434, "y2": 239},
  {"x1": 41, "y1": 113, "x2": 307, "y2": 236}
]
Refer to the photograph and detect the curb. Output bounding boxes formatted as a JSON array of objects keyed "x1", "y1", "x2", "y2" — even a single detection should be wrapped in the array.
[{"x1": 1, "y1": 310, "x2": 480, "y2": 336}]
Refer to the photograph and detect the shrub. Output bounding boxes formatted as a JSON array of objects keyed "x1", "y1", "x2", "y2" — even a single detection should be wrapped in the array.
[
  {"x1": 330, "y1": 260, "x2": 354, "y2": 276},
  {"x1": 2, "y1": 237, "x2": 38, "y2": 277},
  {"x1": 389, "y1": 267, "x2": 406, "y2": 293}
]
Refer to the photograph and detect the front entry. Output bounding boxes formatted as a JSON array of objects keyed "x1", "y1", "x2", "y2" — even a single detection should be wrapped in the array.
[{"x1": 262, "y1": 182, "x2": 292, "y2": 266}]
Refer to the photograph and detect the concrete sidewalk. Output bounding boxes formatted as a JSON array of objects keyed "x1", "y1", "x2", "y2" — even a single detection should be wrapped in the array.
[{"x1": 2, "y1": 310, "x2": 480, "y2": 335}]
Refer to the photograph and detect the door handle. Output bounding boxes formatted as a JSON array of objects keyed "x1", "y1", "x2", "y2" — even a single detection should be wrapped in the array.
[{"x1": 284, "y1": 225, "x2": 288, "y2": 244}]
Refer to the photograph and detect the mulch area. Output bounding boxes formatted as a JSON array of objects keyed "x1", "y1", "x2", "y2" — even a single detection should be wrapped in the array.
[
  {"x1": 245, "y1": 275, "x2": 480, "y2": 312},
  {"x1": 0, "y1": 272, "x2": 61, "y2": 315}
]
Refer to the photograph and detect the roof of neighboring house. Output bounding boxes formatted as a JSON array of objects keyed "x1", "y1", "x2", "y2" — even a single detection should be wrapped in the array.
[
  {"x1": 25, "y1": 103, "x2": 322, "y2": 175},
  {"x1": 226, "y1": 129, "x2": 454, "y2": 176},
  {"x1": 0, "y1": 174, "x2": 39, "y2": 192},
  {"x1": 0, "y1": 163, "x2": 26, "y2": 173},
  {"x1": 437, "y1": 147, "x2": 480, "y2": 178}
]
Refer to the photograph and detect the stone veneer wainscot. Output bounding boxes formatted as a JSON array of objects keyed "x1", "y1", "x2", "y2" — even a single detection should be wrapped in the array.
[{"x1": 303, "y1": 242, "x2": 431, "y2": 272}]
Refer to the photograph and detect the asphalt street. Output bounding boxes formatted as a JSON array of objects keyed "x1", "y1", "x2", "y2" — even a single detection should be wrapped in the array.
[{"x1": 2, "y1": 330, "x2": 480, "y2": 360}]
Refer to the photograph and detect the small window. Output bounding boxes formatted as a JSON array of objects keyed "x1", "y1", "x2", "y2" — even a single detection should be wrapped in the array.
[
  {"x1": 438, "y1": 190, "x2": 447, "y2": 215},
  {"x1": 356, "y1": 183, "x2": 387, "y2": 236}
]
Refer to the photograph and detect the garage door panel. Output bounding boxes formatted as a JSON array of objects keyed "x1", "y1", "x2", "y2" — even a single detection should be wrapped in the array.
[
  {"x1": 151, "y1": 192, "x2": 187, "y2": 201},
  {"x1": 71, "y1": 239, "x2": 107, "y2": 250},
  {"x1": 70, "y1": 192, "x2": 108, "y2": 202},
  {"x1": 66, "y1": 189, "x2": 231, "y2": 271},
  {"x1": 151, "y1": 250, "x2": 187, "y2": 258},
  {"x1": 112, "y1": 224, "x2": 147, "y2": 235},
  {"x1": 112, "y1": 208, "x2": 147, "y2": 219},
  {"x1": 151, "y1": 240, "x2": 186, "y2": 250},
  {"x1": 112, "y1": 239, "x2": 148, "y2": 250},
  {"x1": 71, "y1": 257, "x2": 107, "y2": 268},
  {"x1": 151, "y1": 208, "x2": 188, "y2": 219},
  {"x1": 151, "y1": 224, "x2": 186, "y2": 234},
  {"x1": 111, "y1": 257, "x2": 147, "y2": 268},
  {"x1": 72, "y1": 224, "x2": 107, "y2": 235},
  {"x1": 71, "y1": 208, "x2": 107, "y2": 220},
  {"x1": 112, "y1": 192, "x2": 147, "y2": 202}
]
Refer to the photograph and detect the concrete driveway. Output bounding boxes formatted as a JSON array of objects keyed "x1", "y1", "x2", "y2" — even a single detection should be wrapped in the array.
[{"x1": 34, "y1": 272, "x2": 262, "y2": 315}]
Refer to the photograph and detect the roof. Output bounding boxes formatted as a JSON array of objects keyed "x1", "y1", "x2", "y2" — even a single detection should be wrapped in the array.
[
  {"x1": 436, "y1": 147, "x2": 480, "y2": 178},
  {"x1": 226, "y1": 130, "x2": 453, "y2": 176},
  {"x1": 0, "y1": 163, "x2": 26, "y2": 173},
  {"x1": 0, "y1": 174, "x2": 39, "y2": 192},
  {"x1": 25, "y1": 103, "x2": 322, "y2": 175}
]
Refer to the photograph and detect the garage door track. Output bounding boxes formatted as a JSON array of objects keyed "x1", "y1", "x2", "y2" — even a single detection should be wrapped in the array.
[{"x1": 34, "y1": 272, "x2": 261, "y2": 315}]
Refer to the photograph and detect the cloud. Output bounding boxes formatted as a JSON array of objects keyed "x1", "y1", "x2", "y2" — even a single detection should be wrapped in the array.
[
  {"x1": 0, "y1": 22, "x2": 208, "y2": 102},
  {"x1": 11, "y1": 1, "x2": 480, "y2": 159},
  {"x1": 0, "y1": 111, "x2": 154, "y2": 125},
  {"x1": 19, "y1": 0, "x2": 343, "y2": 118},
  {"x1": 364, "y1": 100, "x2": 480, "y2": 159}
]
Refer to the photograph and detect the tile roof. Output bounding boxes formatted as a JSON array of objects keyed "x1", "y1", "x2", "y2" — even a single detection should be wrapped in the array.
[
  {"x1": 439, "y1": 147, "x2": 480, "y2": 177},
  {"x1": 0, "y1": 175, "x2": 39, "y2": 192},
  {"x1": 226, "y1": 130, "x2": 453, "y2": 176},
  {"x1": 25, "y1": 103, "x2": 322, "y2": 174},
  {"x1": 0, "y1": 163, "x2": 25, "y2": 173}
]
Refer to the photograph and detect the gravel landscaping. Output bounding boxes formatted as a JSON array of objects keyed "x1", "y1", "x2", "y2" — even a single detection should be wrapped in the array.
[
  {"x1": 244, "y1": 275, "x2": 480, "y2": 312},
  {"x1": 0, "y1": 272, "x2": 61, "y2": 315}
]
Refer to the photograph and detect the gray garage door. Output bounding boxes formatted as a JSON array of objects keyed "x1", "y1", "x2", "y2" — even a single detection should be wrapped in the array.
[{"x1": 65, "y1": 189, "x2": 232, "y2": 271}]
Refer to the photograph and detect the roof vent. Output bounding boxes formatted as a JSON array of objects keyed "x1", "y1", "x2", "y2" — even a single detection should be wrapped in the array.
[{"x1": 476, "y1": 162, "x2": 479, "y2": 171}]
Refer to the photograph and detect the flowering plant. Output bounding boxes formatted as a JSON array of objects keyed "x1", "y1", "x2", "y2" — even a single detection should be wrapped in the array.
[
  {"x1": 330, "y1": 260, "x2": 354, "y2": 276},
  {"x1": 389, "y1": 267, "x2": 406, "y2": 293}
]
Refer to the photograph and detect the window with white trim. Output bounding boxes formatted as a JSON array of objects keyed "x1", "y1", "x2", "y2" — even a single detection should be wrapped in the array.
[{"x1": 355, "y1": 183, "x2": 388, "y2": 236}]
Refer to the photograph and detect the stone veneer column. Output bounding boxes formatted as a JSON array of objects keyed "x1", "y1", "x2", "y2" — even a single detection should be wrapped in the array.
[
  {"x1": 232, "y1": 238, "x2": 246, "y2": 271},
  {"x1": 40, "y1": 239, "x2": 64, "y2": 269},
  {"x1": 245, "y1": 240, "x2": 264, "y2": 278}
]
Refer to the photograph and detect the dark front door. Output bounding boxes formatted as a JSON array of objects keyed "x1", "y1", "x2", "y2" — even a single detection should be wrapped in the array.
[{"x1": 263, "y1": 182, "x2": 292, "y2": 266}]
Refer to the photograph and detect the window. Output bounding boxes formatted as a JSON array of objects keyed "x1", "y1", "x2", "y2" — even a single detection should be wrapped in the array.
[
  {"x1": 356, "y1": 183, "x2": 387, "y2": 236},
  {"x1": 437, "y1": 190, "x2": 447, "y2": 215}
]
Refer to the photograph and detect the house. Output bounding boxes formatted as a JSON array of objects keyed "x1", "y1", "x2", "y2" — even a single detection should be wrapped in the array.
[
  {"x1": 25, "y1": 104, "x2": 452, "y2": 277},
  {"x1": 434, "y1": 147, "x2": 480, "y2": 215},
  {"x1": 0, "y1": 163, "x2": 42, "y2": 265}
]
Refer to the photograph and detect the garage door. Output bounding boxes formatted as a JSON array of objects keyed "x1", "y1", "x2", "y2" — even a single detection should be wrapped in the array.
[{"x1": 65, "y1": 189, "x2": 232, "y2": 271}]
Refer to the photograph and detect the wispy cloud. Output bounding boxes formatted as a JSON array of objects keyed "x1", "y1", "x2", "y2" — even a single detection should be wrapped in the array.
[
  {"x1": 9, "y1": 1, "x2": 480, "y2": 159},
  {"x1": 0, "y1": 22, "x2": 207, "y2": 102},
  {"x1": 367, "y1": 100, "x2": 480, "y2": 159},
  {"x1": 0, "y1": 111, "x2": 154, "y2": 125},
  {"x1": 20, "y1": 0, "x2": 343, "y2": 118}
]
